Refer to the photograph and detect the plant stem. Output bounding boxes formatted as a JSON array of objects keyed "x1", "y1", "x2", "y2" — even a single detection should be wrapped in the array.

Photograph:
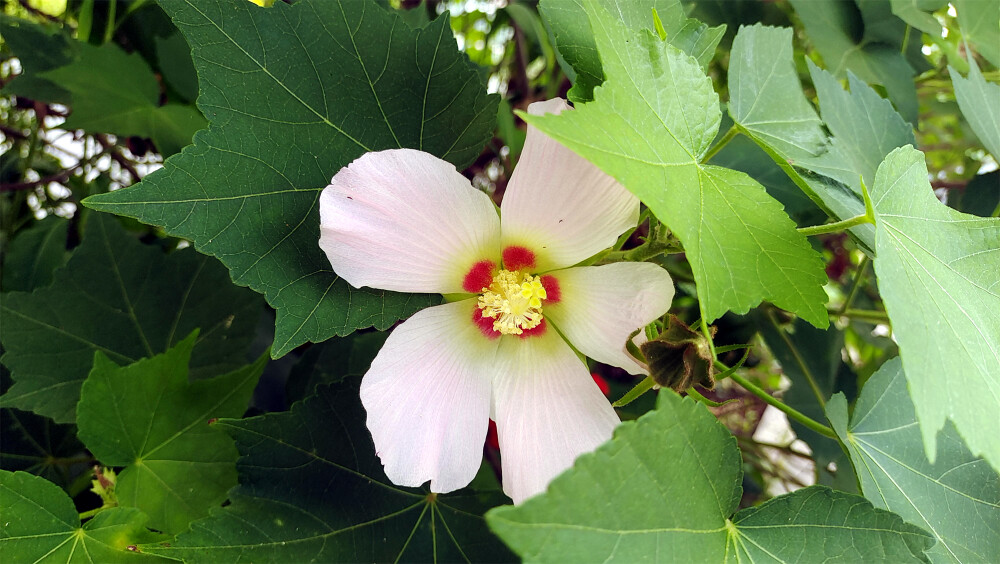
[
  {"x1": 613, "y1": 376, "x2": 655, "y2": 408},
  {"x1": 78, "y1": 506, "x2": 107, "y2": 521},
  {"x1": 832, "y1": 308, "x2": 890, "y2": 324},
  {"x1": 701, "y1": 125, "x2": 738, "y2": 164},
  {"x1": 838, "y1": 256, "x2": 870, "y2": 315},
  {"x1": 725, "y1": 366, "x2": 838, "y2": 439},
  {"x1": 797, "y1": 213, "x2": 872, "y2": 236},
  {"x1": 765, "y1": 310, "x2": 827, "y2": 409}
]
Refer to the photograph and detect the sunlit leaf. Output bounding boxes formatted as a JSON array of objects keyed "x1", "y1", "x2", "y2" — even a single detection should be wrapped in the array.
[
  {"x1": 869, "y1": 145, "x2": 1000, "y2": 471},
  {"x1": 526, "y1": 0, "x2": 828, "y2": 327},
  {"x1": 486, "y1": 390, "x2": 933, "y2": 563},
  {"x1": 83, "y1": 0, "x2": 497, "y2": 357},
  {"x1": 0, "y1": 213, "x2": 261, "y2": 423},
  {"x1": 77, "y1": 332, "x2": 267, "y2": 535},
  {"x1": 0, "y1": 470, "x2": 171, "y2": 563},
  {"x1": 827, "y1": 358, "x2": 1000, "y2": 563},
  {"x1": 144, "y1": 381, "x2": 513, "y2": 563}
]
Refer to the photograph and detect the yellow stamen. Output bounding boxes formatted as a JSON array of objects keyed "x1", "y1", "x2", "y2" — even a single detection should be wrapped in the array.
[{"x1": 477, "y1": 270, "x2": 548, "y2": 335}]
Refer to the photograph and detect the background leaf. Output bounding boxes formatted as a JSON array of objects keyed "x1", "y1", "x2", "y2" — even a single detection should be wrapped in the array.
[
  {"x1": 527, "y1": 1, "x2": 828, "y2": 327},
  {"x1": 486, "y1": 390, "x2": 933, "y2": 563},
  {"x1": 0, "y1": 15, "x2": 75, "y2": 104},
  {"x1": 869, "y1": 145, "x2": 1000, "y2": 471},
  {"x1": 0, "y1": 408, "x2": 84, "y2": 490},
  {"x1": 0, "y1": 213, "x2": 261, "y2": 423},
  {"x1": 0, "y1": 470, "x2": 171, "y2": 563},
  {"x1": 145, "y1": 381, "x2": 513, "y2": 563},
  {"x1": 83, "y1": 0, "x2": 499, "y2": 357},
  {"x1": 951, "y1": 57, "x2": 1000, "y2": 160},
  {"x1": 1, "y1": 216, "x2": 68, "y2": 293},
  {"x1": 954, "y1": 0, "x2": 1000, "y2": 67},
  {"x1": 827, "y1": 358, "x2": 1000, "y2": 563},
  {"x1": 77, "y1": 332, "x2": 267, "y2": 535}
]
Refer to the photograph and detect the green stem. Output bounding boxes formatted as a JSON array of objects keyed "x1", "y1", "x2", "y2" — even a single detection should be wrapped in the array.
[
  {"x1": 838, "y1": 256, "x2": 870, "y2": 315},
  {"x1": 613, "y1": 376, "x2": 655, "y2": 408},
  {"x1": 78, "y1": 506, "x2": 108, "y2": 521},
  {"x1": 725, "y1": 367, "x2": 838, "y2": 439},
  {"x1": 833, "y1": 308, "x2": 890, "y2": 324},
  {"x1": 797, "y1": 213, "x2": 872, "y2": 236},
  {"x1": 701, "y1": 125, "x2": 738, "y2": 164},
  {"x1": 765, "y1": 310, "x2": 827, "y2": 409},
  {"x1": 699, "y1": 318, "x2": 718, "y2": 361}
]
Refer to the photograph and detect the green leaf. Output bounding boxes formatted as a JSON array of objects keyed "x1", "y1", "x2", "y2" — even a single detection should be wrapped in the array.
[
  {"x1": 0, "y1": 15, "x2": 75, "y2": 103},
  {"x1": 284, "y1": 331, "x2": 387, "y2": 403},
  {"x1": 40, "y1": 42, "x2": 204, "y2": 156},
  {"x1": 827, "y1": 358, "x2": 1000, "y2": 563},
  {"x1": 0, "y1": 470, "x2": 172, "y2": 563},
  {"x1": 525, "y1": 1, "x2": 828, "y2": 327},
  {"x1": 486, "y1": 390, "x2": 933, "y2": 563},
  {"x1": 1, "y1": 408, "x2": 84, "y2": 489},
  {"x1": 77, "y1": 332, "x2": 267, "y2": 535},
  {"x1": 947, "y1": 171, "x2": 999, "y2": 218},
  {"x1": 869, "y1": 145, "x2": 1000, "y2": 471},
  {"x1": 144, "y1": 381, "x2": 513, "y2": 563},
  {"x1": 154, "y1": 32, "x2": 198, "y2": 103},
  {"x1": 789, "y1": 0, "x2": 918, "y2": 123},
  {"x1": 889, "y1": 0, "x2": 948, "y2": 34},
  {"x1": 0, "y1": 213, "x2": 261, "y2": 423},
  {"x1": 955, "y1": 0, "x2": 1000, "y2": 68},
  {"x1": 1, "y1": 216, "x2": 69, "y2": 292},
  {"x1": 540, "y1": 0, "x2": 725, "y2": 101},
  {"x1": 951, "y1": 58, "x2": 1000, "y2": 160},
  {"x1": 83, "y1": 0, "x2": 496, "y2": 357}
]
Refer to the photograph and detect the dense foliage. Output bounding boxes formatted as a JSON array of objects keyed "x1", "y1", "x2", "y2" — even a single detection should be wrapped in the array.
[{"x1": 1, "y1": 0, "x2": 998, "y2": 562}]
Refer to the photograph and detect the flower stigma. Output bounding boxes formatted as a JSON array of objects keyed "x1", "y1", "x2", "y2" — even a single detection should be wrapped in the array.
[{"x1": 477, "y1": 270, "x2": 548, "y2": 335}]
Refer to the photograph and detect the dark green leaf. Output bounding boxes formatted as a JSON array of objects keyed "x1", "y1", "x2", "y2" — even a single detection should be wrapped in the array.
[
  {"x1": 0, "y1": 15, "x2": 75, "y2": 103},
  {"x1": 41, "y1": 42, "x2": 205, "y2": 156},
  {"x1": 1, "y1": 216, "x2": 69, "y2": 292},
  {"x1": 827, "y1": 358, "x2": 1000, "y2": 562},
  {"x1": 526, "y1": 1, "x2": 829, "y2": 327},
  {"x1": 0, "y1": 213, "x2": 261, "y2": 423},
  {"x1": 77, "y1": 332, "x2": 267, "y2": 535},
  {"x1": 284, "y1": 331, "x2": 387, "y2": 403},
  {"x1": 869, "y1": 145, "x2": 1000, "y2": 471},
  {"x1": 0, "y1": 408, "x2": 85, "y2": 489},
  {"x1": 83, "y1": 0, "x2": 496, "y2": 357},
  {"x1": 144, "y1": 381, "x2": 513, "y2": 563},
  {"x1": 486, "y1": 390, "x2": 933, "y2": 562},
  {"x1": 947, "y1": 171, "x2": 999, "y2": 218},
  {"x1": 154, "y1": 33, "x2": 199, "y2": 103},
  {"x1": 951, "y1": 57, "x2": 1000, "y2": 160},
  {"x1": 0, "y1": 470, "x2": 172, "y2": 563}
]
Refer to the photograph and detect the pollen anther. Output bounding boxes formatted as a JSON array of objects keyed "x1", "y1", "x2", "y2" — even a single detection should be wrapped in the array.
[{"x1": 477, "y1": 270, "x2": 548, "y2": 335}]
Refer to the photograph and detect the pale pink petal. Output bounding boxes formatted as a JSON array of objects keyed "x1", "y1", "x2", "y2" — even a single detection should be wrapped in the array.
[
  {"x1": 320, "y1": 149, "x2": 501, "y2": 294},
  {"x1": 360, "y1": 299, "x2": 499, "y2": 493},
  {"x1": 544, "y1": 263, "x2": 674, "y2": 374},
  {"x1": 492, "y1": 328, "x2": 620, "y2": 503},
  {"x1": 500, "y1": 99, "x2": 639, "y2": 272}
]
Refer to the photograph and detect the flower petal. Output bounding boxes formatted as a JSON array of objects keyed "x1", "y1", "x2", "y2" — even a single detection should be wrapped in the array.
[
  {"x1": 500, "y1": 99, "x2": 639, "y2": 272},
  {"x1": 544, "y1": 263, "x2": 674, "y2": 374},
  {"x1": 320, "y1": 149, "x2": 501, "y2": 294},
  {"x1": 360, "y1": 299, "x2": 499, "y2": 493},
  {"x1": 492, "y1": 329, "x2": 619, "y2": 504}
]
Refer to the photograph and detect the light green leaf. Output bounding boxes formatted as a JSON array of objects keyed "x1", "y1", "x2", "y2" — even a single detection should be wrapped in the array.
[
  {"x1": 827, "y1": 358, "x2": 1000, "y2": 563},
  {"x1": 486, "y1": 390, "x2": 933, "y2": 563},
  {"x1": 144, "y1": 381, "x2": 513, "y2": 563},
  {"x1": 869, "y1": 145, "x2": 1000, "y2": 471},
  {"x1": 42, "y1": 42, "x2": 204, "y2": 156},
  {"x1": 77, "y1": 332, "x2": 267, "y2": 535},
  {"x1": 526, "y1": 0, "x2": 828, "y2": 327},
  {"x1": 955, "y1": 0, "x2": 1000, "y2": 68},
  {"x1": 789, "y1": 0, "x2": 918, "y2": 123},
  {"x1": 0, "y1": 213, "x2": 261, "y2": 423},
  {"x1": 889, "y1": 0, "x2": 948, "y2": 34},
  {"x1": 1, "y1": 216, "x2": 68, "y2": 292},
  {"x1": 539, "y1": 0, "x2": 725, "y2": 101},
  {"x1": 951, "y1": 58, "x2": 1000, "y2": 160},
  {"x1": 83, "y1": 0, "x2": 497, "y2": 357},
  {"x1": 0, "y1": 470, "x2": 172, "y2": 563}
]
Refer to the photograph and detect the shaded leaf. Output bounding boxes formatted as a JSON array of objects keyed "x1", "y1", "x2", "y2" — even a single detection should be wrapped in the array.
[
  {"x1": 0, "y1": 15, "x2": 75, "y2": 103},
  {"x1": 951, "y1": 57, "x2": 1000, "y2": 160},
  {"x1": 0, "y1": 470, "x2": 171, "y2": 563},
  {"x1": 827, "y1": 358, "x2": 1000, "y2": 563},
  {"x1": 83, "y1": 0, "x2": 496, "y2": 357},
  {"x1": 77, "y1": 332, "x2": 267, "y2": 535},
  {"x1": 889, "y1": 0, "x2": 948, "y2": 34},
  {"x1": 955, "y1": 0, "x2": 1000, "y2": 67},
  {"x1": 144, "y1": 381, "x2": 513, "y2": 563},
  {"x1": 540, "y1": 0, "x2": 725, "y2": 101},
  {"x1": 486, "y1": 390, "x2": 933, "y2": 563},
  {"x1": 0, "y1": 213, "x2": 261, "y2": 423},
  {"x1": 284, "y1": 331, "x2": 387, "y2": 403},
  {"x1": 0, "y1": 408, "x2": 84, "y2": 489},
  {"x1": 41, "y1": 42, "x2": 204, "y2": 156},
  {"x1": 947, "y1": 171, "x2": 1000, "y2": 218},
  {"x1": 525, "y1": 0, "x2": 828, "y2": 327},
  {"x1": 869, "y1": 145, "x2": 1000, "y2": 471},
  {"x1": 1, "y1": 216, "x2": 69, "y2": 292}
]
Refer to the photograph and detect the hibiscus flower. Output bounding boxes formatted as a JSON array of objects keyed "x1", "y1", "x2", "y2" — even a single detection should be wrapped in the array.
[{"x1": 319, "y1": 99, "x2": 675, "y2": 504}]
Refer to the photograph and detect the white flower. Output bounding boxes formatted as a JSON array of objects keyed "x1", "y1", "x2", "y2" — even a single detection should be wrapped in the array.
[{"x1": 319, "y1": 99, "x2": 675, "y2": 504}]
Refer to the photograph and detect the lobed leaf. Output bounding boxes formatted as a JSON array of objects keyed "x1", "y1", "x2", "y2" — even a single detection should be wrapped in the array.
[{"x1": 951, "y1": 57, "x2": 1000, "y2": 160}]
